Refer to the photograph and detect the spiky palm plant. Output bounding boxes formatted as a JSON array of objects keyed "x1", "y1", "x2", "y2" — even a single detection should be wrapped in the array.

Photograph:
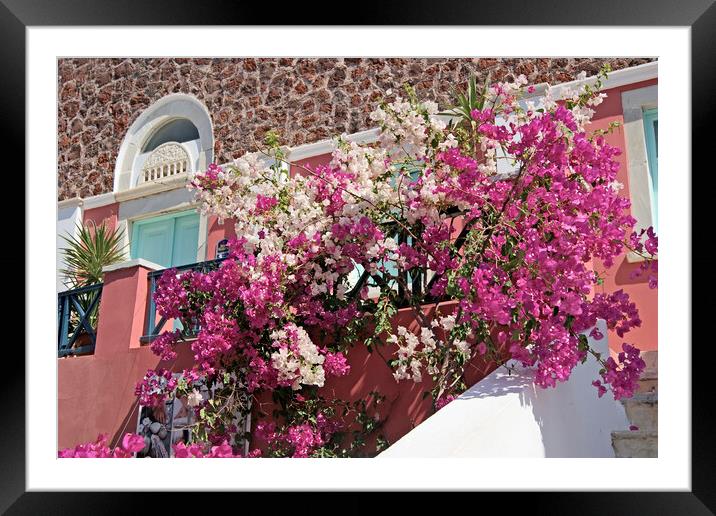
[
  {"x1": 440, "y1": 73, "x2": 491, "y2": 155},
  {"x1": 59, "y1": 221, "x2": 127, "y2": 345},
  {"x1": 60, "y1": 220, "x2": 127, "y2": 288}
]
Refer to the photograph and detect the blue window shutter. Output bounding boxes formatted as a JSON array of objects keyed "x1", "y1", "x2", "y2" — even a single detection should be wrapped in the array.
[
  {"x1": 131, "y1": 210, "x2": 200, "y2": 268},
  {"x1": 348, "y1": 261, "x2": 365, "y2": 291},
  {"x1": 131, "y1": 218, "x2": 175, "y2": 268},
  {"x1": 171, "y1": 213, "x2": 200, "y2": 266}
]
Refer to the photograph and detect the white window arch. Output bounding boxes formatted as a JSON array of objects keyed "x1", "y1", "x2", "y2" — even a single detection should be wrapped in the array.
[
  {"x1": 142, "y1": 118, "x2": 200, "y2": 152},
  {"x1": 113, "y1": 94, "x2": 214, "y2": 192}
]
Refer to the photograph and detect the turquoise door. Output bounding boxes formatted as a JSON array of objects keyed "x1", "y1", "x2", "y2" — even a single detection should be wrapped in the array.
[{"x1": 131, "y1": 210, "x2": 200, "y2": 268}]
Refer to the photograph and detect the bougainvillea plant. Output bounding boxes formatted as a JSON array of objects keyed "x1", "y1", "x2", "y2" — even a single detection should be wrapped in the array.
[
  {"x1": 58, "y1": 433, "x2": 146, "y2": 458},
  {"x1": 60, "y1": 65, "x2": 657, "y2": 458}
]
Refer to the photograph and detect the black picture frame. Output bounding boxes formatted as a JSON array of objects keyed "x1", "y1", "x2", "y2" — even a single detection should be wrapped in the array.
[{"x1": 4, "y1": 0, "x2": 707, "y2": 512}]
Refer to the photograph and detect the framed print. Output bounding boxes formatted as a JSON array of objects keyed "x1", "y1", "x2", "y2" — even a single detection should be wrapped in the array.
[{"x1": 4, "y1": 0, "x2": 709, "y2": 513}]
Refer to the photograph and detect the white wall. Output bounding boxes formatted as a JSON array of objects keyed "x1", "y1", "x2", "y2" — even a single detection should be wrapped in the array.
[
  {"x1": 378, "y1": 320, "x2": 630, "y2": 458},
  {"x1": 57, "y1": 201, "x2": 83, "y2": 292}
]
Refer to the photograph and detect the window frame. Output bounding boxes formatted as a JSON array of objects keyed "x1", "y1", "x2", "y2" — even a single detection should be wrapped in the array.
[
  {"x1": 642, "y1": 107, "x2": 658, "y2": 232},
  {"x1": 113, "y1": 94, "x2": 214, "y2": 193},
  {"x1": 621, "y1": 84, "x2": 658, "y2": 262},
  {"x1": 142, "y1": 118, "x2": 201, "y2": 153}
]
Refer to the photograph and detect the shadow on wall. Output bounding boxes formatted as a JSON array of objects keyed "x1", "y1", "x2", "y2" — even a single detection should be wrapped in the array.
[
  {"x1": 460, "y1": 320, "x2": 628, "y2": 457},
  {"x1": 379, "y1": 320, "x2": 630, "y2": 458},
  {"x1": 488, "y1": 367, "x2": 623, "y2": 458}
]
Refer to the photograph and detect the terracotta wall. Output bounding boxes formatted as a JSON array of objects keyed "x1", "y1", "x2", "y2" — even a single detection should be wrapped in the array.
[
  {"x1": 82, "y1": 202, "x2": 119, "y2": 230},
  {"x1": 57, "y1": 266, "x2": 498, "y2": 451},
  {"x1": 588, "y1": 80, "x2": 658, "y2": 353}
]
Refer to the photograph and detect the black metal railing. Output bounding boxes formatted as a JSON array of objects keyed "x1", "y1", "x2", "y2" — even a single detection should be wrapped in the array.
[
  {"x1": 141, "y1": 258, "x2": 225, "y2": 343},
  {"x1": 57, "y1": 283, "x2": 103, "y2": 357},
  {"x1": 346, "y1": 228, "x2": 430, "y2": 309},
  {"x1": 347, "y1": 209, "x2": 469, "y2": 308}
]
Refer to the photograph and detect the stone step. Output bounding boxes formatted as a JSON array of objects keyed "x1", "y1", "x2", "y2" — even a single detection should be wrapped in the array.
[
  {"x1": 638, "y1": 351, "x2": 658, "y2": 393},
  {"x1": 641, "y1": 350, "x2": 658, "y2": 371},
  {"x1": 637, "y1": 375, "x2": 658, "y2": 393},
  {"x1": 621, "y1": 392, "x2": 657, "y2": 431},
  {"x1": 612, "y1": 430, "x2": 658, "y2": 457},
  {"x1": 610, "y1": 351, "x2": 657, "y2": 457}
]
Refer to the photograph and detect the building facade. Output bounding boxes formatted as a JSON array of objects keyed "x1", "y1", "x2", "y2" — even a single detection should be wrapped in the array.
[
  {"x1": 58, "y1": 57, "x2": 655, "y2": 200},
  {"x1": 57, "y1": 58, "x2": 658, "y2": 456}
]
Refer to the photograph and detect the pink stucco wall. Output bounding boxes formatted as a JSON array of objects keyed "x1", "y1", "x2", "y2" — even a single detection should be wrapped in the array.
[
  {"x1": 58, "y1": 266, "x2": 500, "y2": 451},
  {"x1": 58, "y1": 264, "x2": 197, "y2": 448},
  {"x1": 206, "y1": 216, "x2": 236, "y2": 260},
  {"x1": 290, "y1": 153, "x2": 333, "y2": 178},
  {"x1": 83, "y1": 202, "x2": 119, "y2": 230},
  {"x1": 588, "y1": 79, "x2": 658, "y2": 353}
]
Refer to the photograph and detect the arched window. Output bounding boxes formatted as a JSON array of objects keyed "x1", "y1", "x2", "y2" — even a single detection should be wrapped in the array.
[
  {"x1": 142, "y1": 118, "x2": 200, "y2": 153},
  {"x1": 113, "y1": 94, "x2": 214, "y2": 192}
]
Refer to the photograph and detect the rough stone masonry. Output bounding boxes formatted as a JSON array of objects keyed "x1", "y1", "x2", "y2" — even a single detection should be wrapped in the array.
[{"x1": 57, "y1": 57, "x2": 655, "y2": 201}]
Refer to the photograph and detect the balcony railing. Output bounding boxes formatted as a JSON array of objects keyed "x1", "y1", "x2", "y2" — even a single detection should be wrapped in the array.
[
  {"x1": 141, "y1": 258, "x2": 226, "y2": 343},
  {"x1": 57, "y1": 283, "x2": 103, "y2": 357},
  {"x1": 346, "y1": 227, "x2": 430, "y2": 309},
  {"x1": 141, "y1": 212, "x2": 470, "y2": 343},
  {"x1": 347, "y1": 209, "x2": 468, "y2": 308}
]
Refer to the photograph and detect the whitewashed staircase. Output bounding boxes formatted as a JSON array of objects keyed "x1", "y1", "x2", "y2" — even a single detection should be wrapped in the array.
[{"x1": 611, "y1": 351, "x2": 658, "y2": 457}]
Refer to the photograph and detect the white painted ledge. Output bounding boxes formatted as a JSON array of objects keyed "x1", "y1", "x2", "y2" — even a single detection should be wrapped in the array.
[
  {"x1": 549, "y1": 61, "x2": 657, "y2": 99},
  {"x1": 83, "y1": 192, "x2": 116, "y2": 210},
  {"x1": 57, "y1": 196, "x2": 83, "y2": 209},
  {"x1": 115, "y1": 174, "x2": 190, "y2": 203},
  {"x1": 286, "y1": 127, "x2": 382, "y2": 162},
  {"x1": 378, "y1": 320, "x2": 630, "y2": 458},
  {"x1": 102, "y1": 258, "x2": 164, "y2": 273}
]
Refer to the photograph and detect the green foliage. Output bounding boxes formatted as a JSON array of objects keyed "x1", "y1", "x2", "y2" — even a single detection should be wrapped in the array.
[
  {"x1": 58, "y1": 221, "x2": 127, "y2": 344},
  {"x1": 444, "y1": 73, "x2": 489, "y2": 121},
  {"x1": 441, "y1": 72, "x2": 491, "y2": 154},
  {"x1": 60, "y1": 220, "x2": 127, "y2": 288},
  {"x1": 259, "y1": 390, "x2": 387, "y2": 458},
  {"x1": 565, "y1": 63, "x2": 611, "y2": 110},
  {"x1": 364, "y1": 295, "x2": 397, "y2": 351}
]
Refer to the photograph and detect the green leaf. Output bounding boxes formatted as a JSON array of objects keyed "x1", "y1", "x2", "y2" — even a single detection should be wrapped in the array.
[{"x1": 59, "y1": 220, "x2": 128, "y2": 288}]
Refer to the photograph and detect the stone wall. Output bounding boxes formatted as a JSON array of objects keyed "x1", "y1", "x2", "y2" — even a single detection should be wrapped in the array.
[{"x1": 58, "y1": 57, "x2": 655, "y2": 200}]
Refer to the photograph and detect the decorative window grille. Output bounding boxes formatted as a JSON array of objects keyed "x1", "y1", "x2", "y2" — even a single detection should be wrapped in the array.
[{"x1": 139, "y1": 142, "x2": 190, "y2": 185}]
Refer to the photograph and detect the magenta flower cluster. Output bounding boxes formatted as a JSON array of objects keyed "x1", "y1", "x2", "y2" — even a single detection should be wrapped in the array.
[
  {"x1": 58, "y1": 433, "x2": 145, "y2": 458},
  {"x1": 595, "y1": 343, "x2": 647, "y2": 400},
  {"x1": 255, "y1": 416, "x2": 338, "y2": 458},
  {"x1": 173, "y1": 441, "x2": 262, "y2": 458},
  {"x1": 134, "y1": 368, "x2": 177, "y2": 407}
]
